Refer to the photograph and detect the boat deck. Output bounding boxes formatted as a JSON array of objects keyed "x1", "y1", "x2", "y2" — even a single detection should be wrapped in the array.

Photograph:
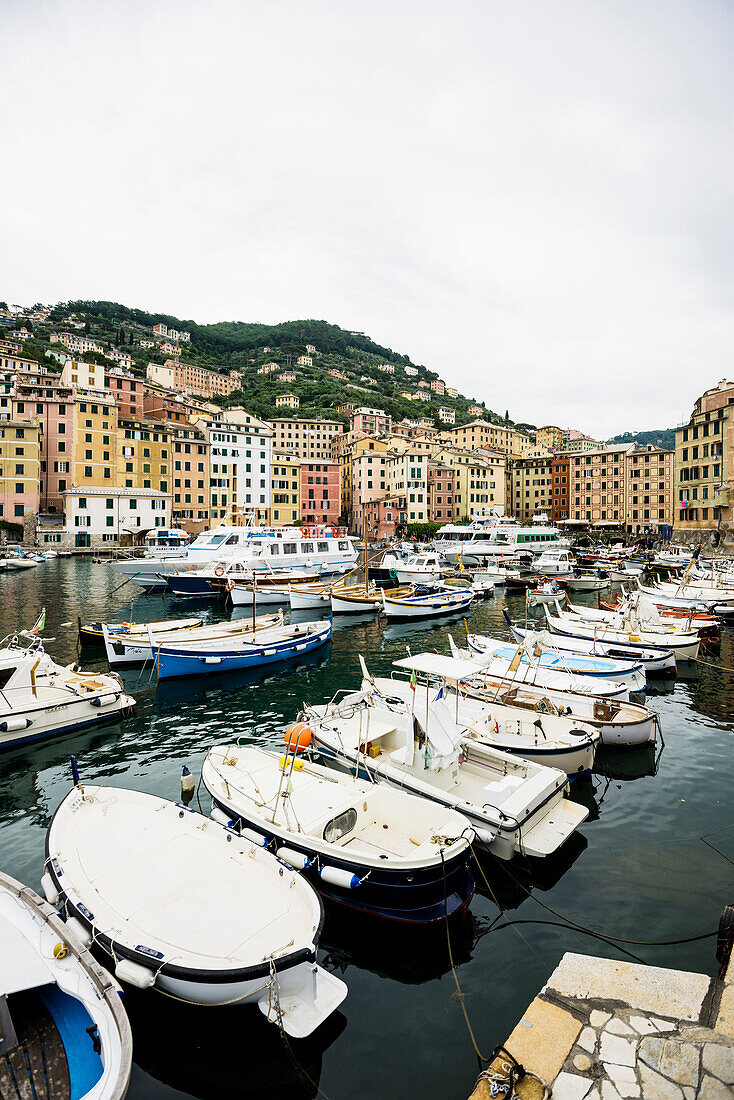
[{"x1": 0, "y1": 990, "x2": 70, "y2": 1099}]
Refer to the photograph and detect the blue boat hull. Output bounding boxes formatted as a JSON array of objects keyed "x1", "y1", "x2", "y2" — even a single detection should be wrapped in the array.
[
  {"x1": 155, "y1": 624, "x2": 332, "y2": 679},
  {"x1": 211, "y1": 797, "x2": 474, "y2": 923},
  {"x1": 166, "y1": 574, "x2": 219, "y2": 597}
]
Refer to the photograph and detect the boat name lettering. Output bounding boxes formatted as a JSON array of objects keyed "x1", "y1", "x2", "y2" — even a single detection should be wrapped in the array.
[
  {"x1": 76, "y1": 901, "x2": 94, "y2": 921},
  {"x1": 135, "y1": 944, "x2": 165, "y2": 960}
]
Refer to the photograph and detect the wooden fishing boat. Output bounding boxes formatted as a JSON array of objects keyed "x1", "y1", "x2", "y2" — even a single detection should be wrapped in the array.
[
  {"x1": 2, "y1": 869, "x2": 132, "y2": 1099},
  {"x1": 466, "y1": 632, "x2": 647, "y2": 691},
  {"x1": 542, "y1": 606, "x2": 699, "y2": 663},
  {"x1": 202, "y1": 744, "x2": 474, "y2": 923},
  {"x1": 101, "y1": 612, "x2": 283, "y2": 666},
  {"x1": 364, "y1": 657, "x2": 600, "y2": 775},
  {"x1": 45, "y1": 781, "x2": 347, "y2": 1037},
  {"x1": 506, "y1": 614, "x2": 676, "y2": 676},
  {"x1": 79, "y1": 615, "x2": 203, "y2": 647},
  {"x1": 380, "y1": 585, "x2": 474, "y2": 620},
  {"x1": 152, "y1": 619, "x2": 332, "y2": 679}
]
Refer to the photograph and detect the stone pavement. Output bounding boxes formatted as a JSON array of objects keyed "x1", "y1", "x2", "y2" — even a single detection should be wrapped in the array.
[{"x1": 469, "y1": 950, "x2": 734, "y2": 1099}]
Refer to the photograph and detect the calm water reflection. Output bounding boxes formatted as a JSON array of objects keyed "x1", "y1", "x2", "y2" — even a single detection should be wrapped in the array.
[{"x1": 0, "y1": 561, "x2": 732, "y2": 1099}]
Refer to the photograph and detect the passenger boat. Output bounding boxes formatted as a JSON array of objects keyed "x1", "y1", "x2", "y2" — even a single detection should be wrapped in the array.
[
  {"x1": 506, "y1": 618, "x2": 676, "y2": 677},
  {"x1": 45, "y1": 781, "x2": 347, "y2": 1037},
  {"x1": 202, "y1": 743, "x2": 474, "y2": 923},
  {"x1": 393, "y1": 550, "x2": 443, "y2": 586},
  {"x1": 304, "y1": 683, "x2": 588, "y2": 861},
  {"x1": 380, "y1": 585, "x2": 474, "y2": 620},
  {"x1": 531, "y1": 549, "x2": 577, "y2": 576},
  {"x1": 447, "y1": 635, "x2": 631, "y2": 700},
  {"x1": 466, "y1": 632, "x2": 647, "y2": 691},
  {"x1": 108, "y1": 513, "x2": 358, "y2": 582},
  {"x1": 79, "y1": 615, "x2": 203, "y2": 647},
  {"x1": 542, "y1": 606, "x2": 699, "y2": 663},
  {"x1": 364, "y1": 656, "x2": 600, "y2": 774},
  {"x1": 435, "y1": 512, "x2": 569, "y2": 566},
  {"x1": 152, "y1": 619, "x2": 332, "y2": 679},
  {"x1": 100, "y1": 612, "x2": 284, "y2": 666},
  {"x1": 0, "y1": 636, "x2": 135, "y2": 751},
  {"x1": 1, "y1": 869, "x2": 132, "y2": 1100}
]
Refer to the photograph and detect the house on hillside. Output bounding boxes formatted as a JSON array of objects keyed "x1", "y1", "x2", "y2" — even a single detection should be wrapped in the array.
[
  {"x1": 276, "y1": 393, "x2": 299, "y2": 409},
  {"x1": 296, "y1": 355, "x2": 313, "y2": 367}
]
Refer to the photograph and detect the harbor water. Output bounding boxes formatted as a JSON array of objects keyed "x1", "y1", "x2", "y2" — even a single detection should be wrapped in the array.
[{"x1": 0, "y1": 559, "x2": 732, "y2": 1099}]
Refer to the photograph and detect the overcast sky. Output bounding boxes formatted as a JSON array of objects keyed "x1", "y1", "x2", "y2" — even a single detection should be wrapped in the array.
[{"x1": 3, "y1": 0, "x2": 732, "y2": 438}]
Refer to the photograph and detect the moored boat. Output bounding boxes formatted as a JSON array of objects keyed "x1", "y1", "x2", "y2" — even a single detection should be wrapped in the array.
[
  {"x1": 380, "y1": 585, "x2": 474, "y2": 620},
  {"x1": 1, "y1": 869, "x2": 132, "y2": 1099},
  {"x1": 466, "y1": 632, "x2": 647, "y2": 691},
  {"x1": 79, "y1": 615, "x2": 203, "y2": 647},
  {"x1": 45, "y1": 780, "x2": 347, "y2": 1036},
  {"x1": 152, "y1": 619, "x2": 332, "y2": 679},
  {"x1": 202, "y1": 743, "x2": 474, "y2": 923},
  {"x1": 100, "y1": 612, "x2": 284, "y2": 666}
]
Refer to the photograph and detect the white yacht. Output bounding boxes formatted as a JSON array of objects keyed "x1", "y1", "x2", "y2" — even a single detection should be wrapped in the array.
[
  {"x1": 435, "y1": 512, "x2": 569, "y2": 565},
  {"x1": 108, "y1": 513, "x2": 359, "y2": 582},
  {"x1": 531, "y1": 548, "x2": 576, "y2": 575}
]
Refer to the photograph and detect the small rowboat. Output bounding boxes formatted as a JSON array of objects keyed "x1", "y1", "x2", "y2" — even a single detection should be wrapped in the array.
[
  {"x1": 379, "y1": 586, "x2": 474, "y2": 620},
  {"x1": 467, "y1": 632, "x2": 647, "y2": 691},
  {"x1": 152, "y1": 619, "x2": 332, "y2": 679},
  {"x1": 331, "y1": 584, "x2": 413, "y2": 615},
  {"x1": 79, "y1": 615, "x2": 203, "y2": 647},
  {"x1": 1, "y1": 869, "x2": 132, "y2": 1100},
  {"x1": 45, "y1": 782, "x2": 347, "y2": 1037},
  {"x1": 202, "y1": 744, "x2": 474, "y2": 923}
]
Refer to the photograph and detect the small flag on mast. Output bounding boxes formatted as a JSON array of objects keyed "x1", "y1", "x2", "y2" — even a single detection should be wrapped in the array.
[{"x1": 29, "y1": 608, "x2": 45, "y2": 635}]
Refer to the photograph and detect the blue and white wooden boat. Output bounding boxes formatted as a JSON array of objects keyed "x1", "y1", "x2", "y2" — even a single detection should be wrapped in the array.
[
  {"x1": 2, "y1": 868, "x2": 132, "y2": 1099},
  {"x1": 203, "y1": 744, "x2": 474, "y2": 923},
  {"x1": 380, "y1": 585, "x2": 474, "y2": 620},
  {"x1": 466, "y1": 633, "x2": 646, "y2": 692},
  {"x1": 153, "y1": 619, "x2": 332, "y2": 679}
]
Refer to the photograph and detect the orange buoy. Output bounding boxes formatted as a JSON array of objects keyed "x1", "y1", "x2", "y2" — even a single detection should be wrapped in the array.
[{"x1": 284, "y1": 722, "x2": 312, "y2": 753}]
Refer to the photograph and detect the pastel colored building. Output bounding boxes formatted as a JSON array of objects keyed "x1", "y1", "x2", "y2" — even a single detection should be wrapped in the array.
[
  {"x1": 275, "y1": 393, "x2": 299, "y2": 409},
  {"x1": 300, "y1": 460, "x2": 340, "y2": 525},
  {"x1": 269, "y1": 418, "x2": 342, "y2": 461},
  {"x1": 271, "y1": 453, "x2": 301, "y2": 526},
  {"x1": 0, "y1": 419, "x2": 41, "y2": 532}
]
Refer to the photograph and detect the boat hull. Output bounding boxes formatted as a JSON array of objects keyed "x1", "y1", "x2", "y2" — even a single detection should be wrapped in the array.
[
  {"x1": 209, "y1": 796, "x2": 473, "y2": 923},
  {"x1": 154, "y1": 622, "x2": 332, "y2": 679},
  {"x1": 0, "y1": 690, "x2": 135, "y2": 752}
]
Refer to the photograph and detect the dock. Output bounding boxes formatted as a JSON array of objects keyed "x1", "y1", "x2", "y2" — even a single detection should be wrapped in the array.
[{"x1": 469, "y1": 917, "x2": 734, "y2": 1098}]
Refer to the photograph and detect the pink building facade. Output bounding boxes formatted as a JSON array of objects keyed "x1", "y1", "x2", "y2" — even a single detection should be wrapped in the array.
[{"x1": 299, "y1": 460, "x2": 340, "y2": 525}]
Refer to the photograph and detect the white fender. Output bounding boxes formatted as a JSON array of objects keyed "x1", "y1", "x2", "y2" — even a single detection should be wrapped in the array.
[
  {"x1": 318, "y1": 865, "x2": 360, "y2": 890},
  {"x1": 41, "y1": 873, "x2": 59, "y2": 906},
  {"x1": 277, "y1": 847, "x2": 311, "y2": 871},
  {"x1": 115, "y1": 958, "x2": 156, "y2": 989}
]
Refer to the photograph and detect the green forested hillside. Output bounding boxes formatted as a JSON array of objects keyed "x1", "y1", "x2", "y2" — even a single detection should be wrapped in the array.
[{"x1": 608, "y1": 428, "x2": 676, "y2": 450}]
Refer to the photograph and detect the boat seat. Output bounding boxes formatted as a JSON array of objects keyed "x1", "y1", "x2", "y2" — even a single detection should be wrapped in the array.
[{"x1": 482, "y1": 775, "x2": 524, "y2": 808}]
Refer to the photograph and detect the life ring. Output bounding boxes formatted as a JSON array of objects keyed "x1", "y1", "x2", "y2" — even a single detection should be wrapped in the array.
[
  {"x1": 303, "y1": 527, "x2": 312, "y2": 538},
  {"x1": 214, "y1": 566, "x2": 225, "y2": 577},
  {"x1": 329, "y1": 526, "x2": 338, "y2": 537}
]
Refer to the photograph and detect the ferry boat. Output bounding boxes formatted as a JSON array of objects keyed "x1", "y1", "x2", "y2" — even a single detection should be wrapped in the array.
[
  {"x1": 107, "y1": 512, "x2": 359, "y2": 582},
  {"x1": 435, "y1": 512, "x2": 569, "y2": 565}
]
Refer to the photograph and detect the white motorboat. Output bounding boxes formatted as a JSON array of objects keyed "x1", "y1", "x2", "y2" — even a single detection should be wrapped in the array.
[
  {"x1": 654, "y1": 546, "x2": 695, "y2": 568},
  {"x1": 100, "y1": 612, "x2": 284, "y2": 666},
  {"x1": 45, "y1": 782, "x2": 347, "y2": 1037},
  {"x1": 531, "y1": 549, "x2": 576, "y2": 576},
  {"x1": 476, "y1": 562, "x2": 523, "y2": 585},
  {"x1": 364, "y1": 657, "x2": 599, "y2": 774},
  {"x1": 466, "y1": 632, "x2": 647, "y2": 691},
  {"x1": 430, "y1": 653, "x2": 658, "y2": 746},
  {"x1": 304, "y1": 685, "x2": 588, "y2": 861},
  {"x1": 1, "y1": 869, "x2": 132, "y2": 1099},
  {"x1": 380, "y1": 585, "x2": 474, "y2": 620},
  {"x1": 542, "y1": 606, "x2": 699, "y2": 663},
  {"x1": 109, "y1": 513, "x2": 358, "y2": 582},
  {"x1": 0, "y1": 636, "x2": 135, "y2": 751},
  {"x1": 4, "y1": 556, "x2": 37, "y2": 571},
  {"x1": 202, "y1": 744, "x2": 474, "y2": 923},
  {"x1": 607, "y1": 562, "x2": 644, "y2": 581},
  {"x1": 565, "y1": 570, "x2": 610, "y2": 593},
  {"x1": 447, "y1": 635, "x2": 630, "y2": 700},
  {"x1": 393, "y1": 550, "x2": 443, "y2": 586}
]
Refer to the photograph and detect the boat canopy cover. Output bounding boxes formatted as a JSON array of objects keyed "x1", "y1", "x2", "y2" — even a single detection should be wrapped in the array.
[
  {"x1": 393, "y1": 653, "x2": 485, "y2": 682},
  {"x1": 411, "y1": 695, "x2": 463, "y2": 769}
]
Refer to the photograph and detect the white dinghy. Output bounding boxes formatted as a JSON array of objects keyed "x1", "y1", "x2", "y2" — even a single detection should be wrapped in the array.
[
  {"x1": 45, "y1": 780, "x2": 347, "y2": 1038},
  {"x1": 1, "y1": 869, "x2": 132, "y2": 1099},
  {"x1": 380, "y1": 585, "x2": 474, "y2": 620}
]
